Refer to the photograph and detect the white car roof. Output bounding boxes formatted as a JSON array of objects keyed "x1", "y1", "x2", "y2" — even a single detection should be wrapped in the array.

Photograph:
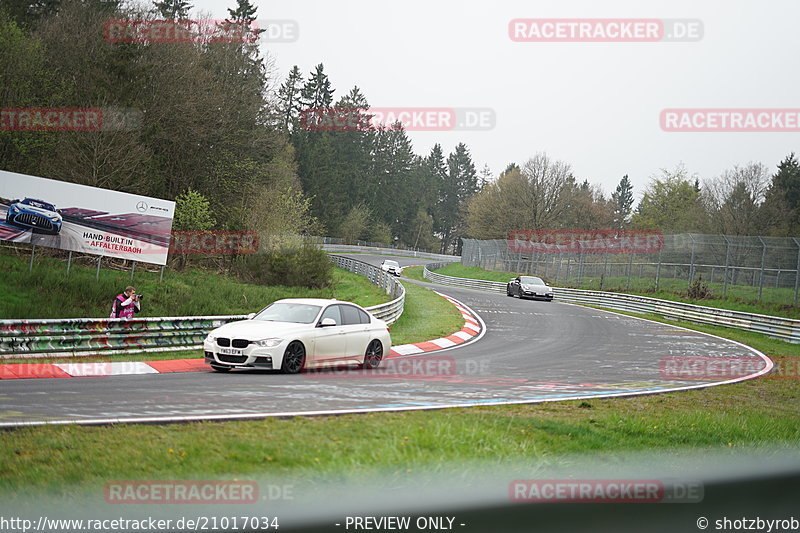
[{"x1": 272, "y1": 298, "x2": 348, "y2": 307}]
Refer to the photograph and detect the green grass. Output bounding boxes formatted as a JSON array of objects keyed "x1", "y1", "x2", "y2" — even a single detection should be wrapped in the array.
[
  {"x1": 430, "y1": 262, "x2": 800, "y2": 319},
  {"x1": 427, "y1": 263, "x2": 523, "y2": 283},
  {"x1": 400, "y1": 265, "x2": 427, "y2": 282},
  {"x1": 0, "y1": 252, "x2": 391, "y2": 319},
  {"x1": 1, "y1": 307, "x2": 798, "y2": 493},
  {"x1": 388, "y1": 281, "x2": 464, "y2": 346}
]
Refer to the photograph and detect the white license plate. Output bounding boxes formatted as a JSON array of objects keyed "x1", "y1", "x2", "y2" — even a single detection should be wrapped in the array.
[{"x1": 219, "y1": 348, "x2": 243, "y2": 356}]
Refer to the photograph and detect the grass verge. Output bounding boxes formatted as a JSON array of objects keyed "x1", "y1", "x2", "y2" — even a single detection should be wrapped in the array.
[{"x1": 388, "y1": 280, "x2": 464, "y2": 346}]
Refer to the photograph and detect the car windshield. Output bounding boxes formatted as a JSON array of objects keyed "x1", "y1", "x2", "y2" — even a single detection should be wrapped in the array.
[
  {"x1": 384, "y1": 261, "x2": 399, "y2": 267},
  {"x1": 520, "y1": 276, "x2": 545, "y2": 285},
  {"x1": 253, "y1": 302, "x2": 322, "y2": 324},
  {"x1": 21, "y1": 199, "x2": 55, "y2": 211}
]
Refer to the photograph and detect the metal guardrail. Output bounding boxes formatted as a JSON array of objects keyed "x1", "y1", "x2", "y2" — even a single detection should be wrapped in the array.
[
  {"x1": 329, "y1": 254, "x2": 405, "y2": 325},
  {"x1": 0, "y1": 255, "x2": 406, "y2": 359},
  {"x1": 423, "y1": 263, "x2": 800, "y2": 343},
  {"x1": 322, "y1": 243, "x2": 460, "y2": 262},
  {"x1": 0, "y1": 315, "x2": 246, "y2": 359}
]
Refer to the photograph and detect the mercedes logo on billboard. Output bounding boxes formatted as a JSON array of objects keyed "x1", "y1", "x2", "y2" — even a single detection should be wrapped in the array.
[{"x1": 136, "y1": 201, "x2": 148, "y2": 212}]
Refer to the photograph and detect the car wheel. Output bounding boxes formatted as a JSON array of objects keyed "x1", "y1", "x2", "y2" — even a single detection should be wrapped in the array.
[
  {"x1": 210, "y1": 364, "x2": 232, "y2": 372},
  {"x1": 281, "y1": 341, "x2": 306, "y2": 374},
  {"x1": 363, "y1": 340, "x2": 383, "y2": 369}
]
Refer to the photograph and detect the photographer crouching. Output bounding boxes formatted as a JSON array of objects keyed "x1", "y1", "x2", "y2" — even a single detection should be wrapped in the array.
[{"x1": 110, "y1": 285, "x2": 143, "y2": 319}]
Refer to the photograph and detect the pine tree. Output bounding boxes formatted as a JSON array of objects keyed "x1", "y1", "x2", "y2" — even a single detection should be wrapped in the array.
[
  {"x1": 301, "y1": 63, "x2": 334, "y2": 110},
  {"x1": 226, "y1": 0, "x2": 258, "y2": 23},
  {"x1": 761, "y1": 153, "x2": 800, "y2": 235},
  {"x1": 478, "y1": 164, "x2": 492, "y2": 189},
  {"x1": 611, "y1": 174, "x2": 634, "y2": 230},
  {"x1": 277, "y1": 66, "x2": 304, "y2": 132},
  {"x1": 153, "y1": 0, "x2": 191, "y2": 20},
  {"x1": 437, "y1": 143, "x2": 477, "y2": 253},
  {"x1": 224, "y1": 0, "x2": 263, "y2": 40}
]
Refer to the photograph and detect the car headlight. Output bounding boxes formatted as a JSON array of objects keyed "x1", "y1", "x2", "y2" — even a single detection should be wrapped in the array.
[
  {"x1": 49, "y1": 214, "x2": 59, "y2": 220},
  {"x1": 254, "y1": 338, "x2": 283, "y2": 347},
  {"x1": 204, "y1": 334, "x2": 216, "y2": 343},
  {"x1": 10, "y1": 206, "x2": 19, "y2": 213}
]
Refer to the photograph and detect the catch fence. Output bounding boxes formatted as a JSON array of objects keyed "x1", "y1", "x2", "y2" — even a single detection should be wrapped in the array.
[{"x1": 462, "y1": 234, "x2": 800, "y2": 305}]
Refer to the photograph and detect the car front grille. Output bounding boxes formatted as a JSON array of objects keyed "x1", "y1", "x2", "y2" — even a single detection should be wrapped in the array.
[
  {"x1": 218, "y1": 354, "x2": 248, "y2": 364},
  {"x1": 15, "y1": 213, "x2": 53, "y2": 230},
  {"x1": 216, "y1": 338, "x2": 250, "y2": 348}
]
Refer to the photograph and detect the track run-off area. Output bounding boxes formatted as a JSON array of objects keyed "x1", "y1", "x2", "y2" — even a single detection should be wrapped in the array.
[{"x1": 0, "y1": 253, "x2": 773, "y2": 427}]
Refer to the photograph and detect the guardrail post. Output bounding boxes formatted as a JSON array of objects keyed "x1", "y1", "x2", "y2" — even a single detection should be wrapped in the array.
[
  {"x1": 655, "y1": 248, "x2": 662, "y2": 291},
  {"x1": 723, "y1": 236, "x2": 731, "y2": 297},
  {"x1": 601, "y1": 252, "x2": 608, "y2": 290},
  {"x1": 794, "y1": 238, "x2": 800, "y2": 306},
  {"x1": 566, "y1": 256, "x2": 572, "y2": 283},
  {"x1": 626, "y1": 252, "x2": 634, "y2": 290},
  {"x1": 555, "y1": 253, "x2": 562, "y2": 285},
  {"x1": 758, "y1": 237, "x2": 767, "y2": 302}
]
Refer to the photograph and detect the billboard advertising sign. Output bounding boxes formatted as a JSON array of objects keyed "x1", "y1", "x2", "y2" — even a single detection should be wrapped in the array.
[{"x1": 0, "y1": 169, "x2": 175, "y2": 266}]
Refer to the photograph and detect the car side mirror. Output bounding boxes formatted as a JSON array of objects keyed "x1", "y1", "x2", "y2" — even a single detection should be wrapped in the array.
[
  {"x1": 318, "y1": 317, "x2": 337, "y2": 327},
  {"x1": 247, "y1": 312, "x2": 256, "y2": 319}
]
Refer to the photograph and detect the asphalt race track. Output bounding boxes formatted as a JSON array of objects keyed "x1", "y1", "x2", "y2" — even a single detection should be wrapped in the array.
[{"x1": 0, "y1": 253, "x2": 772, "y2": 427}]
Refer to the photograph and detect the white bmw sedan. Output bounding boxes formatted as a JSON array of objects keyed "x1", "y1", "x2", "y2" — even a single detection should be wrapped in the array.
[{"x1": 203, "y1": 298, "x2": 391, "y2": 374}]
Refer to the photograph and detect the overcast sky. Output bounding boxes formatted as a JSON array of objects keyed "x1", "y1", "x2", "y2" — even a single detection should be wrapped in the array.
[{"x1": 191, "y1": 0, "x2": 799, "y2": 200}]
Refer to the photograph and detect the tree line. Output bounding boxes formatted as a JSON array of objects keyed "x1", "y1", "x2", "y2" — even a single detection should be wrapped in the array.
[
  {"x1": 0, "y1": 0, "x2": 482, "y2": 254},
  {"x1": 467, "y1": 153, "x2": 800, "y2": 239},
  {"x1": 2, "y1": 0, "x2": 798, "y2": 259}
]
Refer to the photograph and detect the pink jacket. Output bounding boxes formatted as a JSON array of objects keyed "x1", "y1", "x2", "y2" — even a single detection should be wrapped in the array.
[{"x1": 110, "y1": 294, "x2": 140, "y2": 319}]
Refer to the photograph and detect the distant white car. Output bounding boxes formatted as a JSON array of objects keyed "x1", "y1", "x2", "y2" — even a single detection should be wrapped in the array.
[
  {"x1": 380, "y1": 259, "x2": 401, "y2": 276},
  {"x1": 203, "y1": 298, "x2": 391, "y2": 374}
]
